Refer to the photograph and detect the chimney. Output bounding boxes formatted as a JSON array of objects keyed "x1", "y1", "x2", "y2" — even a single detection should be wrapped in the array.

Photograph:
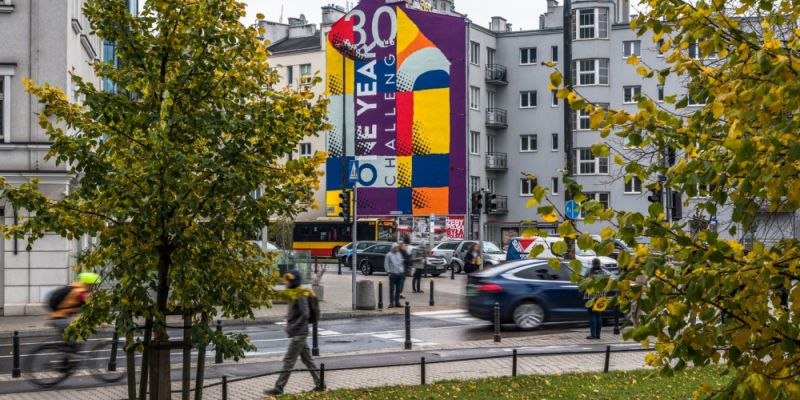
[
  {"x1": 490, "y1": 16, "x2": 509, "y2": 33},
  {"x1": 547, "y1": 0, "x2": 559, "y2": 9},
  {"x1": 321, "y1": 4, "x2": 346, "y2": 25},
  {"x1": 258, "y1": 20, "x2": 289, "y2": 44}
]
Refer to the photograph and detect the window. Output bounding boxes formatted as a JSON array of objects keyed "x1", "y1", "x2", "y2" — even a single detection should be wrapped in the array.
[
  {"x1": 551, "y1": 177, "x2": 560, "y2": 195},
  {"x1": 575, "y1": 148, "x2": 609, "y2": 175},
  {"x1": 551, "y1": 45, "x2": 558, "y2": 62},
  {"x1": 624, "y1": 176, "x2": 642, "y2": 194},
  {"x1": 470, "y1": 41, "x2": 480, "y2": 65},
  {"x1": 580, "y1": 193, "x2": 610, "y2": 218},
  {"x1": 572, "y1": 59, "x2": 609, "y2": 86},
  {"x1": 688, "y1": 41, "x2": 700, "y2": 60},
  {"x1": 299, "y1": 143, "x2": 312, "y2": 158},
  {"x1": 0, "y1": 66, "x2": 12, "y2": 142},
  {"x1": 657, "y1": 85, "x2": 665, "y2": 102},
  {"x1": 520, "y1": 135, "x2": 538, "y2": 152},
  {"x1": 470, "y1": 131, "x2": 480, "y2": 155},
  {"x1": 469, "y1": 86, "x2": 480, "y2": 110},
  {"x1": 687, "y1": 89, "x2": 707, "y2": 106},
  {"x1": 623, "y1": 86, "x2": 641, "y2": 104},
  {"x1": 514, "y1": 265, "x2": 570, "y2": 281},
  {"x1": 487, "y1": 178, "x2": 496, "y2": 194},
  {"x1": 573, "y1": 8, "x2": 608, "y2": 40},
  {"x1": 573, "y1": 109, "x2": 591, "y2": 131},
  {"x1": 470, "y1": 176, "x2": 480, "y2": 194},
  {"x1": 520, "y1": 90, "x2": 537, "y2": 108},
  {"x1": 520, "y1": 47, "x2": 537, "y2": 65},
  {"x1": 521, "y1": 178, "x2": 536, "y2": 196},
  {"x1": 623, "y1": 40, "x2": 641, "y2": 57},
  {"x1": 286, "y1": 65, "x2": 294, "y2": 85},
  {"x1": 299, "y1": 64, "x2": 312, "y2": 86},
  {"x1": 551, "y1": 133, "x2": 559, "y2": 151},
  {"x1": 551, "y1": 90, "x2": 559, "y2": 107},
  {"x1": 657, "y1": 38, "x2": 665, "y2": 56}
]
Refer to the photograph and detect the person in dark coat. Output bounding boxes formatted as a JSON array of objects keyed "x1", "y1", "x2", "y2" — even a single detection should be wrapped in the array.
[
  {"x1": 585, "y1": 258, "x2": 604, "y2": 340},
  {"x1": 463, "y1": 243, "x2": 482, "y2": 274}
]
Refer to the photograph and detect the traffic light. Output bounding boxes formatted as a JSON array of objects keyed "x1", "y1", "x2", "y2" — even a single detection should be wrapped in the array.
[
  {"x1": 647, "y1": 188, "x2": 662, "y2": 203},
  {"x1": 471, "y1": 192, "x2": 483, "y2": 215},
  {"x1": 338, "y1": 191, "x2": 351, "y2": 222},
  {"x1": 486, "y1": 193, "x2": 498, "y2": 214}
]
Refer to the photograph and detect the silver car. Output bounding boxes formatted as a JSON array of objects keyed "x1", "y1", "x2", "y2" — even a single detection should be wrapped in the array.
[{"x1": 431, "y1": 240, "x2": 505, "y2": 274}]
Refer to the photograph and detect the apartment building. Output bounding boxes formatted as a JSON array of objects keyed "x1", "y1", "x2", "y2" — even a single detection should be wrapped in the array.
[{"x1": 0, "y1": 0, "x2": 135, "y2": 316}]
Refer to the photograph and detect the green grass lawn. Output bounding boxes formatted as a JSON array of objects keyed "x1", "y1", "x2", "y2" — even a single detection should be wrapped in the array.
[{"x1": 280, "y1": 367, "x2": 726, "y2": 400}]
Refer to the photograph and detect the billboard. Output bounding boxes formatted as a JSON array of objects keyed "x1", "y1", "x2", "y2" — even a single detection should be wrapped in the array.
[{"x1": 324, "y1": 0, "x2": 467, "y2": 217}]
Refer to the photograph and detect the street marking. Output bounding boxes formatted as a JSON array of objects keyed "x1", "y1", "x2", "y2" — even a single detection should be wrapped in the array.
[
  {"x1": 412, "y1": 309, "x2": 468, "y2": 316},
  {"x1": 373, "y1": 333, "x2": 401, "y2": 339},
  {"x1": 318, "y1": 330, "x2": 341, "y2": 336},
  {"x1": 456, "y1": 317, "x2": 481, "y2": 322}
]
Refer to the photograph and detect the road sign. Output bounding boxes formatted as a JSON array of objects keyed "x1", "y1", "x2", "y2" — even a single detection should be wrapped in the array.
[
  {"x1": 565, "y1": 200, "x2": 581, "y2": 219},
  {"x1": 347, "y1": 160, "x2": 359, "y2": 185}
]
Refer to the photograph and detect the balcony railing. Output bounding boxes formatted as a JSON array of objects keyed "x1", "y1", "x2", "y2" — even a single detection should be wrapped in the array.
[
  {"x1": 486, "y1": 108, "x2": 508, "y2": 128},
  {"x1": 486, "y1": 152, "x2": 508, "y2": 171},
  {"x1": 485, "y1": 64, "x2": 508, "y2": 85},
  {"x1": 488, "y1": 195, "x2": 508, "y2": 215}
]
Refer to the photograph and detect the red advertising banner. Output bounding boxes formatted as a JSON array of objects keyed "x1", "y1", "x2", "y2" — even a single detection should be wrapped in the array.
[{"x1": 446, "y1": 216, "x2": 465, "y2": 240}]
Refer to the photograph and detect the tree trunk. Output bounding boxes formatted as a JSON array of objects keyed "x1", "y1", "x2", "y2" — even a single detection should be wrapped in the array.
[
  {"x1": 149, "y1": 248, "x2": 173, "y2": 399},
  {"x1": 126, "y1": 332, "x2": 137, "y2": 400},
  {"x1": 194, "y1": 343, "x2": 206, "y2": 400},
  {"x1": 139, "y1": 318, "x2": 153, "y2": 400},
  {"x1": 181, "y1": 313, "x2": 192, "y2": 400}
]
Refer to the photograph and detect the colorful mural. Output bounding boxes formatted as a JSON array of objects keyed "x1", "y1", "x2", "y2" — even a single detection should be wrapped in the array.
[{"x1": 325, "y1": 0, "x2": 467, "y2": 217}]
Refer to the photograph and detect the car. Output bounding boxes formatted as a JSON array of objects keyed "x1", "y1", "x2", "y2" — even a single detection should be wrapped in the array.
[
  {"x1": 337, "y1": 241, "x2": 381, "y2": 265},
  {"x1": 506, "y1": 236, "x2": 618, "y2": 275},
  {"x1": 356, "y1": 243, "x2": 448, "y2": 276},
  {"x1": 431, "y1": 240, "x2": 505, "y2": 273},
  {"x1": 467, "y1": 259, "x2": 616, "y2": 330},
  {"x1": 589, "y1": 234, "x2": 634, "y2": 260}
]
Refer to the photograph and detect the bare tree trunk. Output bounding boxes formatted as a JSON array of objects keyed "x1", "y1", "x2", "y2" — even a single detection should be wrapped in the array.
[
  {"x1": 193, "y1": 314, "x2": 207, "y2": 400},
  {"x1": 150, "y1": 248, "x2": 173, "y2": 399},
  {"x1": 139, "y1": 318, "x2": 153, "y2": 400},
  {"x1": 181, "y1": 313, "x2": 192, "y2": 400},
  {"x1": 126, "y1": 332, "x2": 137, "y2": 400}
]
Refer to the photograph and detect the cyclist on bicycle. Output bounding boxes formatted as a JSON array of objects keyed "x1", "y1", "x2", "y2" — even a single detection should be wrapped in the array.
[{"x1": 49, "y1": 272, "x2": 100, "y2": 332}]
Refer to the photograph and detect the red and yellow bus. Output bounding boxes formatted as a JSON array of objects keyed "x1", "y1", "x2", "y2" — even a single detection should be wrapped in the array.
[{"x1": 293, "y1": 219, "x2": 397, "y2": 257}]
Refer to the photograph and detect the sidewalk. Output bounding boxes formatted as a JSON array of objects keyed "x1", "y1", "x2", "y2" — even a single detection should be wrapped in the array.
[{"x1": 0, "y1": 272, "x2": 468, "y2": 337}]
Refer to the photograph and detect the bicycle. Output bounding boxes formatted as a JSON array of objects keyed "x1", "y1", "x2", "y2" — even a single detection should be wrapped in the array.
[{"x1": 25, "y1": 336, "x2": 126, "y2": 388}]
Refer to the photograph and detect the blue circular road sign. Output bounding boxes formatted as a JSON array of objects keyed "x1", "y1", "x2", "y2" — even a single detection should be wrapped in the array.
[{"x1": 565, "y1": 200, "x2": 581, "y2": 219}]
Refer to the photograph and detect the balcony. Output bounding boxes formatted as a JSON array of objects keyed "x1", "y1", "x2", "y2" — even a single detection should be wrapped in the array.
[
  {"x1": 488, "y1": 195, "x2": 508, "y2": 215},
  {"x1": 486, "y1": 108, "x2": 508, "y2": 128},
  {"x1": 485, "y1": 64, "x2": 508, "y2": 85},
  {"x1": 485, "y1": 152, "x2": 508, "y2": 171}
]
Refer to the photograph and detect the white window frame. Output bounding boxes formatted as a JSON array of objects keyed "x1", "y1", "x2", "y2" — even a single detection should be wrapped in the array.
[
  {"x1": 470, "y1": 41, "x2": 480, "y2": 65},
  {"x1": 575, "y1": 148, "x2": 609, "y2": 175},
  {"x1": 624, "y1": 176, "x2": 642, "y2": 194},
  {"x1": 688, "y1": 41, "x2": 700, "y2": 60},
  {"x1": 520, "y1": 134, "x2": 538, "y2": 152},
  {"x1": 573, "y1": 59, "x2": 609, "y2": 86},
  {"x1": 286, "y1": 65, "x2": 294, "y2": 85},
  {"x1": 470, "y1": 131, "x2": 480, "y2": 155},
  {"x1": 299, "y1": 64, "x2": 312, "y2": 86},
  {"x1": 0, "y1": 65, "x2": 13, "y2": 143},
  {"x1": 623, "y1": 40, "x2": 641, "y2": 57},
  {"x1": 551, "y1": 45, "x2": 558, "y2": 62},
  {"x1": 519, "y1": 47, "x2": 537, "y2": 65},
  {"x1": 520, "y1": 178, "x2": 535, "y2": 197},
  {"x1": 623, "y1": 86, "x2": 641, "y2": 104},
  {"x1": 580, "y1": 192, "x2": 610, "y2": 218},
  {"x1": 657, "y1": 84, "x2": 665, "y2": 102},
  {"x1": 519, "y1": 90, "x2": 537, "y2": 109},
  {"x1": 551, "y1": 177, "x2": 559, "y2": 196},
  {"x1": 687, "y1": 91, "x2": 706, "y2": 107},
  {"x1": 487, "y1": 178, "x2": 496, "y2": 194},
  {"x1": 551, "y1": 133, "x2": 559, "y2": 151},
  {"x1": 299, "y1": 143, "x2": 312, "y2": 158},
  {"x1": 470, "y1": 176, "x2": 480, "y2": 194},
  {"x1": 693, "y1": 183, "x2": 712, "y2": 199},
  {"x1": 551, "y1": 90, "x2": 559, "y2": 107},
  {"x1": 469, "y1": 86, "x2": 480, "y2": 110},
  {"x1": 574, "y1": 8, "x2": 608, "y2": 40},
  {"x1": 574, "y1": 109, "x2": 591, "y2": 131}
]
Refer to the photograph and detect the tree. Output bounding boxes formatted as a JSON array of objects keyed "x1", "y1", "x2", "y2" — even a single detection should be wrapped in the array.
[
  {"x1": 541, "y1": 0, "x2": 800, "y2": 397},
  {"x1": 0, "y1": 1, "x2": 328, "y2": 398}
]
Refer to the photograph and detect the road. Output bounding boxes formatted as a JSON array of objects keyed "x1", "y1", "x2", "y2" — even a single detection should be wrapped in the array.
[{"x1": 0, "y1": 310, "x2": 614, "y2": 395}]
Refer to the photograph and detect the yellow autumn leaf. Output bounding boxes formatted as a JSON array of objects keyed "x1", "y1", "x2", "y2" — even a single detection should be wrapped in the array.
[{"x1": 541, "y1": 211, "x2": 559, "y2": 223}]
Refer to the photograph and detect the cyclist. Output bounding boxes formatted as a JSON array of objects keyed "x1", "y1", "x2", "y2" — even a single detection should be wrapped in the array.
[{"x1": 49, "y1": 272, "x2": 100, "y2": 333}]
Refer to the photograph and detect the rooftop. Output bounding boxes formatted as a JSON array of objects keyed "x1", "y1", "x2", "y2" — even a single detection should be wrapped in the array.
[{"x1": 268, "y1": 35, "x2": 322, "y2": 55}]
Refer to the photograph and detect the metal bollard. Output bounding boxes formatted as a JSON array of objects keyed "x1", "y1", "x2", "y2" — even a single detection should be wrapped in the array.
[
  {"x1": 512, "y1": 349, "x2": 517, "y2": 377},
  {"x1": 11, "y1": 331, "x2": 20, "y2": 378},
  {"x1": 319, "y1": 363, "x2": 326, "y2": 389},
  {"x1": 222, "y1": 376, "x2": 228, "y2": 400},
  {"x1": 603, "y1": 345, "x2": 611, "y2": 373},
  {"x1": 215, "y1": 320, "x2": 223, "y2": 364},
  {"x1": 378, "y1": 281, "x2": 384, "y2": 310},
  {"x1": 337, "y1": 258, "x2": 342, "y2": 275},
  {"x1": 613, "y1": 307, "x2": 620, "y2": 335},
  {"x1": 421, "y1": 357, "x2": 426, "y2": 385},
  {"x1": 450, "y1": 265, "x2": 455, "y2": 280},
  {"x1": 429, "y1": 280, "x2": 435, "y2": 306},
  {"x1": 314, "y1": 256, "x2": 318, "y2": 274},
  {"x1": 404, "y1": 302, "x2": 412, "y2": 350},
  {"x1": 493, "y1": 302, "x2": 501, "y2": 343},
  {"x1": 312, "y1": 321, "x2": 320, "y2": 356},
  {"x1": 108, "y1": 328, "x2": 119, "y2": 372}
]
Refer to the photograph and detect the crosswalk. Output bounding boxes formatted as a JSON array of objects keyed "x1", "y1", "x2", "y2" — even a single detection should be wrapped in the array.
[{"x1": 412, "y1": 309, "x2": 485, "y2": 324}]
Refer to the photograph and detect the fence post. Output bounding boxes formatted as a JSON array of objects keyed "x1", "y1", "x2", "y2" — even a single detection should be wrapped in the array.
[
  {"x1": 108, "y1": 327, "x2": 119, "y2": 372},
  {"x1": 312, "y1": 321, "x2": 320, "y2": 356},
  {"x1": 404, "y1": 302, "x2": 412, "y2": 350},
  {"x1": 377, "y1": 281, "x2": 384, "y2": 310},
  {"x1": 512, "y1": 349, "x2": 517, "y2": 377},
  {"x1": 11, "y1": 331, "x2": 20, "y2": 378},
  {"x1": 319, "y1": 363, "x2": 326, "y2": 390},
  {"x1": 221, "y1": 376, "x2": 228, "y2": 400},
  {"x1": 429, "y1": 280, "x2": 435, "y2": 306},
  {"x1": 603, "y1": 345, "x2": 611, "y2": 373},
  {"x1": 613, "y1": 307, "x2": 620, "y2": 335},
  {"x1": 420, "y1": 357, "x2": 426, "y2": 385},
  {"x1": 493, "y1": 302, "x2": 501, "y2": 343},
  {"x1": 450, "y1": 263, "x2": 455, "y2": 280},
  {"x1": 337, "y1": 258, "x2": 342, "y2": 275},
  {"x1": 215, "y1": 320, "x2": 223, "y2": 364},
  {"x1": 314, "y1": 256, "x2": 319, "y2": 274}
]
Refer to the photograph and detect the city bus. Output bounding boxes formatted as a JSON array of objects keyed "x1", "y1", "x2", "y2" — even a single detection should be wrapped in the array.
[{"x1": 293, "y1": 219, "x2": 397, "y2": 257}]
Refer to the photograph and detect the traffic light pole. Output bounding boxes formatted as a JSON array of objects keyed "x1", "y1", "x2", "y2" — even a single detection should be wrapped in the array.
[
  {"x1": 351, "y1": 182, "x2": 358, "y2": 311},
  {"x1": 479, "y1": 188, "x2": 486, "y2": 271}
]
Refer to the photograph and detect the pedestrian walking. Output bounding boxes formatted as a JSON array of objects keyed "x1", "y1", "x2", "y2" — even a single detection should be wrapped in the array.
[
  {"x1": 264, "y1": 270, "x2": 324, "y2": 397},
  {"x1": 385, "y1": 244, "x2": 406, "y2": 307},
  {"x1": 411, "y1": 244, "x2": 427, "y2": 293},
  {"x1": 463, "y1": 243, "x2": 482, "y2": 274},
  {"x1": 399, "y1": 237, "x2": 413, "y2": 299},
  {"x1": 585, "y1": 258, "x2": 605, "y2": 340}
]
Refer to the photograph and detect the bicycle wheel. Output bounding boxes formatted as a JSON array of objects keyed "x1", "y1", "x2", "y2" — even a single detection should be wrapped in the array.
[
  {"x1": 25, "y1": 343, "x2": 75, "y2": 388},
  {"x1": 85, "y1": 340, "x2": 127, "y2": 383}
]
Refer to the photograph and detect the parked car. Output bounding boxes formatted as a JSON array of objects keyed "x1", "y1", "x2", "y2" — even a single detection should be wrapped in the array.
[
  {"x1": 431, "y1": 240, "x2": 505, "y2": 273},
  {"x1": 357, "y1": 243, "x2": 448, "y2": 276},
  {"x1": 467, "y1": 259, "x2": 616, "y2": 329},
  {"x1": 589, "y1": 234, "x2": 634, "y2": 260},
  {"x1": 337, "y1": 241, "x2": 381, "y2": 265},
  {"x1": 505, "y1": 236, "x2": 618, "y2": 275}
]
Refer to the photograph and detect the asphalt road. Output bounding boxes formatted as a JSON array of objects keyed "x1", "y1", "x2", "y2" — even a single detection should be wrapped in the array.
[{"x1": 0, "y1": 310, "x2": 605, "y2": 395}]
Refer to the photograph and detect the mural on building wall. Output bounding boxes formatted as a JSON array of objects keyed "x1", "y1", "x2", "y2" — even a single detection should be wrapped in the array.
[{"x1": 324, "y1": 0, "x2": 467, "y2": 217}]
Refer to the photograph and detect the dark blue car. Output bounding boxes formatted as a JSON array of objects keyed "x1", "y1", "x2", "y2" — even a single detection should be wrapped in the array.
[{"x1": 467, "y1": 259, "x2": 614, "y2": 329}]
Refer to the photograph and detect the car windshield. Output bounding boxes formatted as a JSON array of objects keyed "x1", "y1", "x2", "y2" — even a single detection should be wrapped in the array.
[
  {"x1": 576, "y1": 248, "x2": 596, "y2": 256},
  {"x1": 482, "y1": 242, "x2": 503, "y2": 253},
  {"x1": 356, "y1": 242, "x2": 374, "y2": 249}
]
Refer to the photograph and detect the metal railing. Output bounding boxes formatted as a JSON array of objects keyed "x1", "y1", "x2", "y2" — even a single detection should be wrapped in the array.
[
  {"x1": 489, "y1": 195, "x2": 508, "y2": 214},
  {"x1": 486, "y1": 152, "x2": 508, "y2": 171},
  {"x1": 485, "y1": 64, "x2": 508, "y2": 85},
  {"x1": 486, "y1": 108, "x2": 508, "y2": 128}
]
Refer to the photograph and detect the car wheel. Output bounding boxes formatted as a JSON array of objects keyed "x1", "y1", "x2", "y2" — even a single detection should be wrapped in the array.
[
  {"x1": 359, "y1": 260, "x2": 372, "y2": 276},
  {"x1": 513, "y1": 302, "x2": 545, "y2": 330},
  {"x1": 450, "y1": 261, "x2": 462, "y2": 274},
  {"x1": 332, "y1": 246, "x2": 340, "y2": 258}
]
